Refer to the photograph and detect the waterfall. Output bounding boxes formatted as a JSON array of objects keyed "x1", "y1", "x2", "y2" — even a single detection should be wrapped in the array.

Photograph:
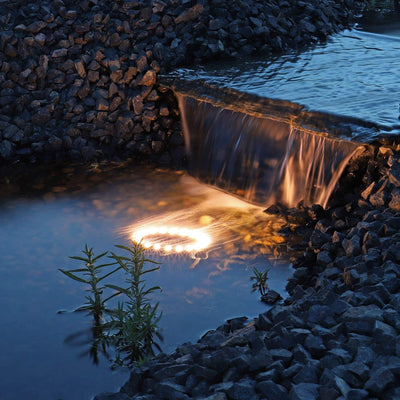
[{"x1": 177, "y1": 93, "x2": 362, "y2": 209}]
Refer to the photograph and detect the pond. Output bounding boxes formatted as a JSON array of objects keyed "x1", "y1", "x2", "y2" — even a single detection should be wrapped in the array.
[{"x1": 0, "y1": 163, "x2": 292, "y2": 400}]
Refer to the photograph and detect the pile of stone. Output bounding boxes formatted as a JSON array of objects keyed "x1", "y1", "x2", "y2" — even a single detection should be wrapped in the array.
[
  {"x1": 0, "y1": 0, "x2": 359, "y2": 166},
  {"x1": 94, "y1": 145, "x2": 400, "y2": 399}
]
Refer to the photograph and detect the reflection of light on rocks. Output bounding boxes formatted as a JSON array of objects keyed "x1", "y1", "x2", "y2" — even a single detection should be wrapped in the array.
[{"x1": 132, "y1": 225, "x2": 212, "y2": 254}]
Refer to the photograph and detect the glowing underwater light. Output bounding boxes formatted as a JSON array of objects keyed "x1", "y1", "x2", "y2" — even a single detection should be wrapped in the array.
[{"x1": 132, "y1": 225, "x2": 212, "y2": 254}]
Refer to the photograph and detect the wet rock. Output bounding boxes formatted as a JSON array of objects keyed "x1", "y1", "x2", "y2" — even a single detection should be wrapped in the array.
[{"x1": 261, "y1": 289, "x2": 282, "y2": 304}]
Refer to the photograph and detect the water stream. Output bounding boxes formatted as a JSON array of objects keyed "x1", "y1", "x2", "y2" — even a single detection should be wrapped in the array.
[{"x1": 177, "y1": 93, "x2": 362, "y2": 208}]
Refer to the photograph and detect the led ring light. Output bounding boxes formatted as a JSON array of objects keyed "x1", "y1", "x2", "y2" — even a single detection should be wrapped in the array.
[{"x1": 132, "y1": 226, "x2": 211, "y2": 254}]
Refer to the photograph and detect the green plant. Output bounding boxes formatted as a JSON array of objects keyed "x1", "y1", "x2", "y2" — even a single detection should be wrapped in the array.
[
  {"x1": 251, "y1": 267, "x2": 270, "y2": 296},
  {"x1": 105, "y1": 242, "x2": 163, "y2": 366},
  {"x1": 60, "y1": 241, "x2": 162, "y2": 367},
  {"x1": 59, "y1": 244, "x2": 121, "y2": 324}
]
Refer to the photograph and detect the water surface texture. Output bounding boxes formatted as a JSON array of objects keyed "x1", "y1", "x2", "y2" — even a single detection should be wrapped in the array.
[
  {"x1": 0, "y1": 165, "x2": 291, "y2": 400},
  {"x1": 171, "y1": 30, "x2": 400, "y2": 139}
]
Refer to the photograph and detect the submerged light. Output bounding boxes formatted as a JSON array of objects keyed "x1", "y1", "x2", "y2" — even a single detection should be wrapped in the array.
[{"x1": 132, "y1": 225, "x2": 212, "y2": 254}]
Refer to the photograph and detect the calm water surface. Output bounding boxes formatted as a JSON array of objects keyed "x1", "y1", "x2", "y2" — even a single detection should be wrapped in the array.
[{"x1": 0, "y1": 164, "x2": 292, "y2": 400}]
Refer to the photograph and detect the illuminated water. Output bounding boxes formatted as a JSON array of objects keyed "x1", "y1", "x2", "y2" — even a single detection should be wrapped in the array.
[
  {"x1": 0, "y1": 164, "x2": 291, "y2": 400},
  {"x1": 169, "y1": 29, "x2": 400, "y2": 140},
  {"x1": 177, "y1": 93, "x2": 362, "y2": 208}
]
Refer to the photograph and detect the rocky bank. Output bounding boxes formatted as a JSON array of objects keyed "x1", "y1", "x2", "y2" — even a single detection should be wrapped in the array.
[
  {"x1": 93, "y1": 145, "x2": 400, "y2": 399},
  {"x1": 0, "y1": 0, "x2": 359, "y2": 166}
]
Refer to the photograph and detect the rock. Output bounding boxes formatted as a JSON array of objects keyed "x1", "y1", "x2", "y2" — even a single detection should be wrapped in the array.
[
  {"x1": 334, "y1": 375, "x2": 351, "y2": 397},
  {"x1": 369, "y1": 191, "x2": 386, "y2": 207},
  {"x1": 347, "y1": 389, "x2": 370, "y2": 400},
  {"x1": 256, "y1": 380, "x2": 289, "y2": 400},
  {"x1": 155, "y1": 381, "x2": 189, "y2": 400},
  {"x1": 343, "y1": 305, "x2": 383, "y2": 334},
  {"x1": 139, "y1": 70, "x2": 157, "y2": 86},
  {"x1": 175, "y1": 4, "x2": 204, "y2": 24},
  {"x1": 361, "y1": 182, "x2": 376, "y2": 200},
  {"x1": 0, "y1": 139, "x2": 14, "y2": 158},
  {"x1": 388, "y1": 188, "x2": 400, "y2": 211},
  {"x1": 333, "y1": 362, "x2": 369, "y2": 388},
  {"x1": 261, "y1": 289, "x2": 282, "y2": 304},
  {"x1": 27, "y1": 21, "x2": 47, "y2": 34},
  {"x1": 292, "y1": 363, "x2": 319, "y2": 384},
  {"x1": 343, "y1": 235, "x2": 361, "y2": 257},
  {"x1": 388, "y1": 162, "x2": 400, "y2": 187},
  {"x1": 269, "y1": 348, "x2": 292, "y2": 364},
  {"x1": 365, "y1": 367, "x2": 395, "y2": 395},
  {"x1": 109, "y1": 33, "x2": 121, "y2": 47},
  {"x1": 256, "y1": 313, "x2": 273, "y2": 330},
  {"x1": 309, "y1": 230, "x2": 331, "y2": 249},
  {"x1": 227, "y1": 379, "x2": 257, "y2": 400},
  {"x1": 289, "y1": 383, "x2": 319, "y2": 400},
  {"x1": 304, "y1": 335, "x2": 326, "y2": 358}
]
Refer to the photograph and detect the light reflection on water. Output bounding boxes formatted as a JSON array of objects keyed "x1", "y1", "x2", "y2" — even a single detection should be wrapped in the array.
[
  {"x1": 0, "y1": 165, "x2": 292, "y2": 400},
  {"x1": 171, "y1": 29, "x2": 400, "y2": 137}
]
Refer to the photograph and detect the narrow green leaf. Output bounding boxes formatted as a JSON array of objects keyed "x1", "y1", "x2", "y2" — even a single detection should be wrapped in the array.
[
  {"x1": 92, "y1": 251, "x2": 109, "y2": 262},
  {"x1": 94, "y1": 261, "x2": 118, "y2": 270},
  {"x1": 59, "y1": 269, "x2": 88, "y2": 283},
  {"x1": 105, "y1": 284, "x2": 129, "y2": 295},
  {"x1": 97, "y1": 266, "x2": 123, "y2": 282}
]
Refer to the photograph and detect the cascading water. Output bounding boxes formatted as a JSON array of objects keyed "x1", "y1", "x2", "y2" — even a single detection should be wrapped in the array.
[{"x1": 177, "y1": 93, "x2": 362, "y2": 208}]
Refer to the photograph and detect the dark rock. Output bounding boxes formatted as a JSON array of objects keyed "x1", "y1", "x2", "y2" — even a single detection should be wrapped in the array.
[
  {"x1": 342, "y1": 305, "x2": 383, "y2": 334},
  {"x1": 226, "y1": 379, "x2": 257, "y2": 400},
  {"x1": 155, "y1": 381, "x2": 189, "y2": 400},
  {"x1": 292, "y1": 344, "x2": 311, "y2": 364},
  {"x1": 289, "y1": 383, "x2": 319, "y2": 400},
  {"x1": 269, "y1": 348, "x2": 292, "y2": 364},
  {"x1": 365, "y1": 367, "x2": 395, "y2": 395},
  {"x1": 261, "y1": 289, "x2": 282, "y2": 304},
  {"x1": 333, "y1": 362, "x2": 369, "y2": 388},
  {"x1": 309, "y1": 230, "x2": 331, "y2": 249},
  {"x1": 304, "y1": 334, "x2": 326, "y2": 358},
  {"x1": 256, "y1": 380, "x2": 289, "y2": 400},
  {"x1": 292, "y1": 363, "x2": 319, "y2": 384},
  {"x1": 347, "y1": 389, "x2": 370, "y2": 400},
  {"x1": 343, "y1": 235, "x2": 361, "y2": 257}
]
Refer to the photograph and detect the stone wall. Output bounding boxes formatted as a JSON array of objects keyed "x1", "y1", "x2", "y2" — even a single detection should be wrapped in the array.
[{"x1": 0, "y1": 0, "x2": 359, "y2": 167}]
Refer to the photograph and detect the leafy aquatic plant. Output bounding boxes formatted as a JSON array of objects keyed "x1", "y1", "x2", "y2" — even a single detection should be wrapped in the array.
[
  {"x1": 105, "y1": 242, "x2": 163, "y2": 366},
  {"x1": 59, "y1": 244, "x2": 121, "y2": 323},
  {"x1": 251, "y1": 266, "x2": 270, "y2": 296},
  {"x1": 59, "y1": 241, "x2": 162, "y2": 367}
]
